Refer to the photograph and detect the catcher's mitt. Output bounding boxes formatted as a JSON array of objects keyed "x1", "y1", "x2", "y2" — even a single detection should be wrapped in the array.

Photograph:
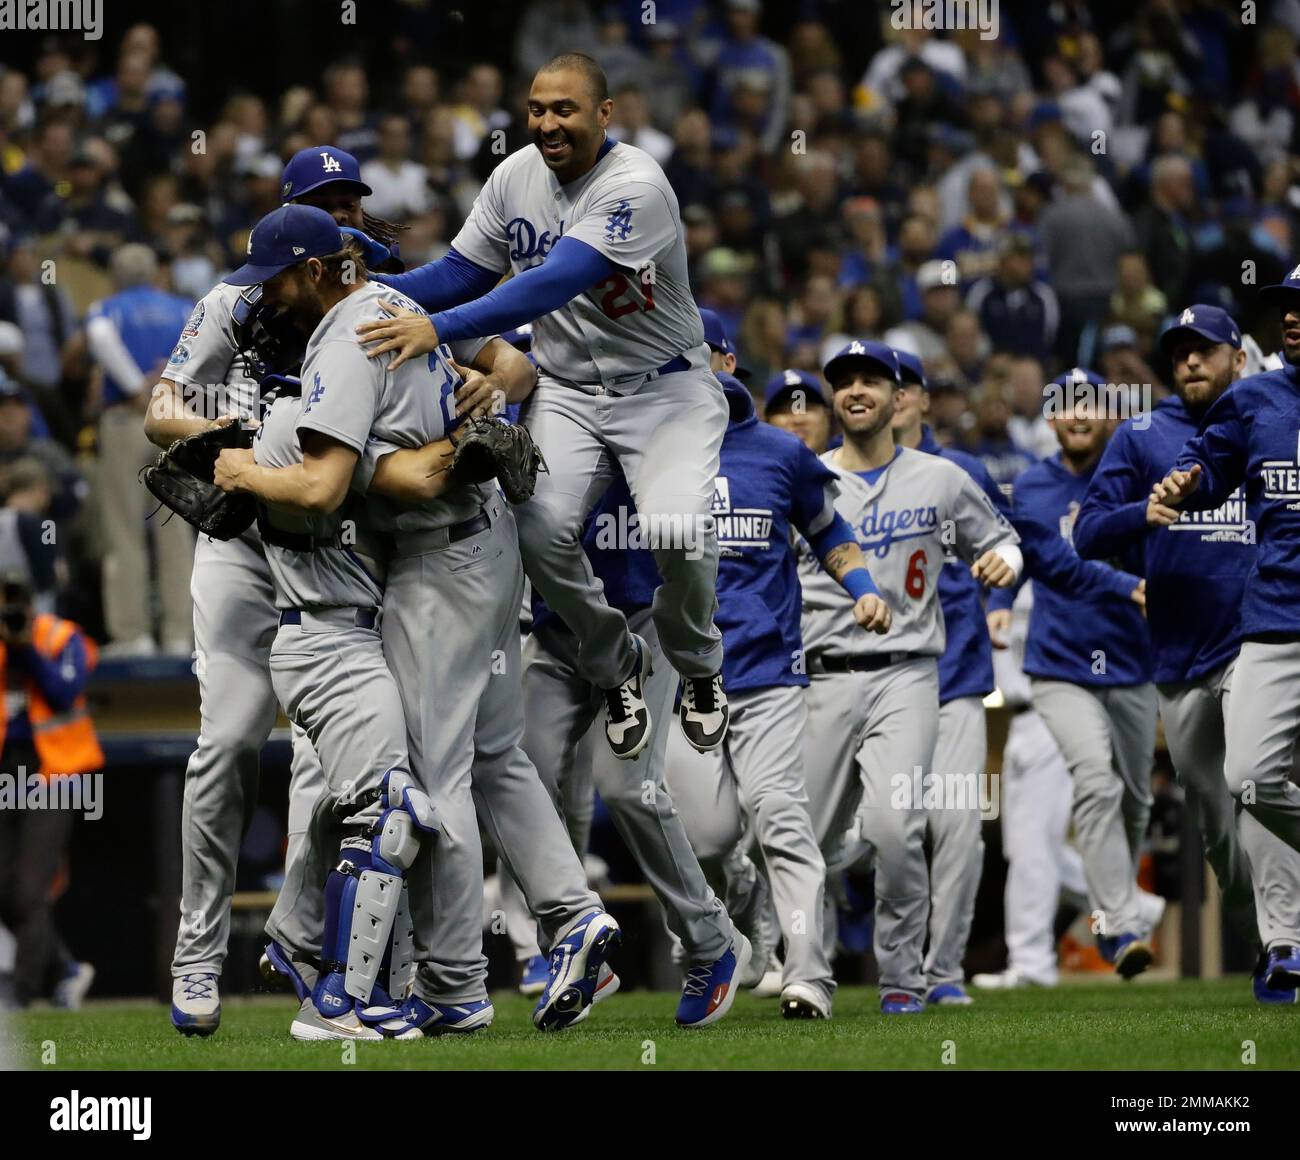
[
  {"x1": 140, "y1": 423, "x2": 257, "y2": 540},
  {"x1": 448, "y1": 416, "x2": 548, "y2": 504}
]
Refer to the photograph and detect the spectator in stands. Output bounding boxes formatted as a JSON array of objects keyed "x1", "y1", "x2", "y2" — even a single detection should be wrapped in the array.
[
  {"x1": 1040, "y1": 160, "x2": 1135, "y2": 364},
  {"x1": 322, "y1": 59, "x2": 377, "y2": 161},
  {"x1": 1108, "y1": 250, "x2": 1168, "y2": 353},
  {"x1": 0, "y1": 373, "x2": 80, "y2": 523},
  {"x1": 885, "y1": 259, "x2": 961, "y2": 367},
  {"x1": 967, "y1": 233, "x2": 1060, "y2": 362},
  {"x1": 0, "y1": 573, "x2": 102, "y2": 1009},
  {"x1": 514, "y1": 0, "x2": 600, "y2": 80},
  {"x1": 945, "y1": 309, "x2": 991, "y2": 388},
  {"x1": 4, "y1": 120, "x2": 74, "y2": 222},
  {"x1": 709, "y1": 0, "x2": 791, "y2": 154},
  {"x1": 965, "y1": 383, "x2": 1036, "y2": 490},
  {"x1": 86, "y1": 244, "x2": 194, "y2": 658},
  {"x1": 360, "y1": 114, "x2": 432, "y2": 223},
  {"x1": 0, "y1": 457, "x2": 62, "y2": 608},
  {"x1": 448, "y1": 62, "x2": 509, "y2": 163},
  {"x1": 593, "y1": 7, "x2": 647, "y2": 96},
  {"x1": 3, "y1": 239, "x2": 77, "y2": 446},
  {"x1": 1132, "y1": 154, "x2": 1195, "y2": 306},
  {"x1": 1005, "y1": 354, "x2": 1058, "y2": 460},
  {"x1": 821, "y1": 285, "x2": 888, "y2": 366},
  {"x1": 640, "y1": 20, "x2": 699, "y2": 134},
  {"x1": 609, "y1": 84, "x2": 673, "y2": 165},
  {"x1": 34, "y1": 143, "x2": 132, "y2": 266},
  {"x1": 935, "y1": 167, "x2": 1011, "y2": 283}
]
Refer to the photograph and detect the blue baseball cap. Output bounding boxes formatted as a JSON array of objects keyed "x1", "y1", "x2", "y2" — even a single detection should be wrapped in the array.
[
  {"x1": 893, "y1": 348, "x2": 926, "y2": 389},
  {"x1": 1050, "y1": 366, "x2": 1108, "y2": 389},
  {"x1": 699, "y1": 307, "x2": 732, "y2": 355},
  {"x1": 226, "y1": 205, "x2": 346, "y2": 287},
  {"x1": 1259, "y1": 262, "x2": 1300, "y2": 307},
  {"x1": 764, "y1": 368, "x2": 828, "y2": 409},
  {"x1": 280, "y1": 145, "x2": 372, "y2": 202},
  {"x1": 1158, "y1": 304, "x2": 1242, "y2": 354},
  {"x1": 823, "y1": 340, "x2": 900, "y2": 388}
]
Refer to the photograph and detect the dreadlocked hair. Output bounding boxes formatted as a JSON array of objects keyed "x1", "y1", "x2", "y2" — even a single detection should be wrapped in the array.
[{"x1": 362, "y1": 211, "x2": 409, "y2": 248}]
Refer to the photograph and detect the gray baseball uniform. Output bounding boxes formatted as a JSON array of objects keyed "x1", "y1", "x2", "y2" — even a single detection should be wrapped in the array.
[
  {"x1": 924, "y1": 695, "x2": 987, "y2": 990},
  {"x1": 302, "y1": 279, "x2": 602, "y2": 1003},
  {"x1": 1160, "y1": 661, "x2": 1300, "y2": 949},
  {"x1": 247, "y1": 393, "x2": 404, "y2": 956},
  {"x1": 664, "y1": 683, "x2": 835, "y2": 1004},
  {"x1": 163, "y1": 282, "x2": 325, "y2": 980},
  {"x1": 799, "y1": 446, "x2": 1020, "y2": 995},
  {"x1": 450, "y1": 140, "x2": 727, "y2": 688},
  {"x1": 518, "y1": 610, "x2": 733, "y2": 962}
]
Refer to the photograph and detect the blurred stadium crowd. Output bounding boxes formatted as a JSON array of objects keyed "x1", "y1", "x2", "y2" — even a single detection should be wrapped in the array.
[{"x1": 0, "y1": 0, "x2": 1295, "y2": 657}]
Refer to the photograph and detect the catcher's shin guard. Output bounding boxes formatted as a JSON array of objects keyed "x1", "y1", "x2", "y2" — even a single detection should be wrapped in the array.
[{"x1": 313, "y1": 770, "x2": 438, "y2": 1021}]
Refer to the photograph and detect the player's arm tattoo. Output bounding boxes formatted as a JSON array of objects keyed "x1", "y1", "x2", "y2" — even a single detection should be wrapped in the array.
[{"x1": 820, "y1": 540, "x2": 862, "y2": 582}]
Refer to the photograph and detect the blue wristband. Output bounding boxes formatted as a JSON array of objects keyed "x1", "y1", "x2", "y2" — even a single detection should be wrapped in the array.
[{"x1": 842, "y1": 567, "x2": 878, "y2": 601}]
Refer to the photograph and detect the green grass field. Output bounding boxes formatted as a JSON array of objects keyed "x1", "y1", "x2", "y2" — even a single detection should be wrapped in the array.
[{"x1": 5, "y1": 978, "x2": 1296, "y2": 1070}]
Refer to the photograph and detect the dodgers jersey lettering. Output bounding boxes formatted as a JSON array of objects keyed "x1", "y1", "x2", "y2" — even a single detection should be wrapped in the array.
[
  {"x1": 255, "y1": 393, "x2": 385, "y2": 610},
  {"x1": 165, "y1": 283, "x2": 261, "y2": 420},
  {"x1": 451, "y1": 140, "x2": 705, "y2": 385},
  {"x1": 799, "y1": 446, "x2": 1018, "y2": 658},
  {"x1": 291, "y1": 281, "x2": 492, "y2": 534}
]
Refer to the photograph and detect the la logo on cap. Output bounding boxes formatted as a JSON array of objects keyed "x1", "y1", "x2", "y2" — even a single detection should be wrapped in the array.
[
  {"x1": 785, "y1": 369, "x2": 801, "y2": 386},
  {"x1": 320, "y1": 152, "x2": 342, "y2": 173},
  {"x1": 1289, "y1": 262, "x2": 1300, "y2": 281},
  {"x1": 848, "y1": 341, "x2": 865, "y2": 354},
  {"x1": 1180, "y1": 308, "x2": 1195, "y2": 325}
]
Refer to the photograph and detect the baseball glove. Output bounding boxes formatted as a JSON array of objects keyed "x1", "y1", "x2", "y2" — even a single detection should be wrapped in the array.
[
  {"x1": 448, "y1": 416, "x2": 548, "y2": 504},
  {"x1": 140, "y1": 423, "x2": 257, "y2": 540}
]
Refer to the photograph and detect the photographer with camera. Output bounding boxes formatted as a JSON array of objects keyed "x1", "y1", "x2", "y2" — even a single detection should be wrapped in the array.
[{"x1": 0, "y1": 574, "x2": 103, "y2": 1009}]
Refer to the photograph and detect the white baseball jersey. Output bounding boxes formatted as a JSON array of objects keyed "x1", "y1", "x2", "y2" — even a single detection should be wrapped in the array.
[
  {"x1": 451, "y1": 140, "x2": 705, "y2": 386},
  {"x1": 254, "y1": 392, "x2": 385, "y2": 610},
  {"x1": 165, "y1": 282, "x2": 260, "y2": 420},
  {"x1": 799, "y1": 446, "x2": 1019, "y2": 658},
  {"x1": 291, "y1": 281, "x2": 492, "y2": 533}
]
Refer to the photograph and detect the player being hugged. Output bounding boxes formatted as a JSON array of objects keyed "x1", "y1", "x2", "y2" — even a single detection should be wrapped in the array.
[
  {"x1": 357, "y1": 53, "x2": 730, "y2": 762},
  {"x1": 797, "y1": 341, "x2": 1021, "y2": 1015},
  {"x1": 1152, "y1": 266, "x2": 1300, "y2": 864}
]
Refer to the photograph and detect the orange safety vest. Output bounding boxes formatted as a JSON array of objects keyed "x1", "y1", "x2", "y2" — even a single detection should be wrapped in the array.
[{"x1": 0, "y1": 613, "x2": 104, "y2": 778}]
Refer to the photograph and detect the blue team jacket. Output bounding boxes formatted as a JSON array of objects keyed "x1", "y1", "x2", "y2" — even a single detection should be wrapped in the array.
[
  {"x1": 1074, "y1": 395, "x2": 1255, "y2": 684},
  {"x1": 711, "y1": 374, "x2": 846, "y2": 693},
  {"x1": 1174, "y1": 363, "x2": 1300, "y2": 642},
  {"x1": 918, "y1": 426, "x2": 1006, "y2": 704},
  {"x1": 989, "y1": 453, "x2": 1152, "y2": 687},
  {"x1": 90, "y1": 285, "x2": 195, "y2": 406}
]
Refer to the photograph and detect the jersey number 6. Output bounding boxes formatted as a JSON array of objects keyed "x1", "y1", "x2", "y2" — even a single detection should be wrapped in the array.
[
  {"x1": 905, "y1": 549, "x2": 927, "y2": 598},
  {"x1": 594, "y1": 272, "x2": 655, "y2": 319}
]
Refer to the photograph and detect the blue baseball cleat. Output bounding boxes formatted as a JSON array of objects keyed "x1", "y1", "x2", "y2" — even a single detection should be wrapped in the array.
[
  {"x1": 533, "y1": 910, "x2": 622, "y2": 1032},
  {"x1": 1252, "y1": 953, "x2": 1298, "y2": 1005},
  {"x1": 1097, "y1": 933, "x2": 1153, "y2": 979},
  {"x1": 518, "y1": 954, "x2": 549, "y2": 998},
  {"x1": 925, "y1": 982, "x2": 973, "y2": 1007},
  {"x1": 1264, "y1": 944, "x2": 1300, "y2": 991},
  {"x1": 384, "y1": 995, "x2": 494, "y2": 1037},
  {"x1": 171, "y1": 973, "x2": 220, "y2": 1036},
  {"x1": 676, "y1": 934, "x2": 751, "y2": 1028},
  {"x1": 881, "y1": 990, "x2": 924, "y2": 1014}
]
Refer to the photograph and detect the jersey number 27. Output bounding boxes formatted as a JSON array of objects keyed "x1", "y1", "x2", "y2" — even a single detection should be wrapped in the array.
[{"x1": 594, "y1": 273, "x2": 655, "y2": 319}]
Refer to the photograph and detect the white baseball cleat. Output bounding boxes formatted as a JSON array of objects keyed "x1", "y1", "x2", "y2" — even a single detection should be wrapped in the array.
[
  {"x1": 171, "y1": 973, "x2": 220, "y2": 1036},
  {"x1": 603, "y1": 636, "x2": 652, "y2": 760},
  {"x1": 751, "y1": 958, "x2": 784, "y2": 998},
  {"x1": 970, "y1": 968, "x2": 1054, "y2": 990},
  {"x1": 1137, "y1": 890, "x2": 1166, "y2": 936},
  {"x1": 780, "y1": 982, "x2": 832, "y2": 1020},
  {"x1": 678, "y1": 672, "x2": 729, "y2": 751},
  {"x1": 290, "y1": 998, "x2": 384, "y2": 1041}
]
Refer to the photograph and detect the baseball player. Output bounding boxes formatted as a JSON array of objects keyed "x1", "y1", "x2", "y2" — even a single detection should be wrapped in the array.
[
  {"x1": 356, "y1": 53, "x2": 731, "y2": 761},
  {"x1": 662, "y1": 366, "x2": 892, "y2": 1021},
  {"x1": 887, "y1": 347, "x2": 1010, "y2": 1005},
  {"x1": 144, "y1": 145, "x2": 390, "y2": 1035},
  {"x1": 986, "y1": 368, "x2": 1157, "y2": 978},
  {"x1": 518, "y1": 470, "x2": 754, "y2": 1028},
  {"x1": 972, "y1": 583, "x2": 1090, "y2": 990},
  {"x1": 1152, "y1": 267, "x2": 1300, "y2": 891},
  {"x1": 798, "y1": 340, "x2": 1022, "y2": 1014},
  {"x1": 224, "y1": 379, "x2": 437, "y2": 1041},
  {"x1": 1075, "y1": 304, "x2": 1300, "y2": 1000},
  {"x1": 215, "y1": 205, "x2": 621, "y2": 1034}
]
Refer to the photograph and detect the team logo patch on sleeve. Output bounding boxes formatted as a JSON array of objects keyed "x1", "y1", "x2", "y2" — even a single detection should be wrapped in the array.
[
  {"x1": 180, "y1": 302, "x2": 205, "y2": 339},
  {"x1": 304, "y1": 372, "x2": 325, "y2": 412},
  {"x1": 604, "y1": 200, "x2": 634, "y2": 243}
]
